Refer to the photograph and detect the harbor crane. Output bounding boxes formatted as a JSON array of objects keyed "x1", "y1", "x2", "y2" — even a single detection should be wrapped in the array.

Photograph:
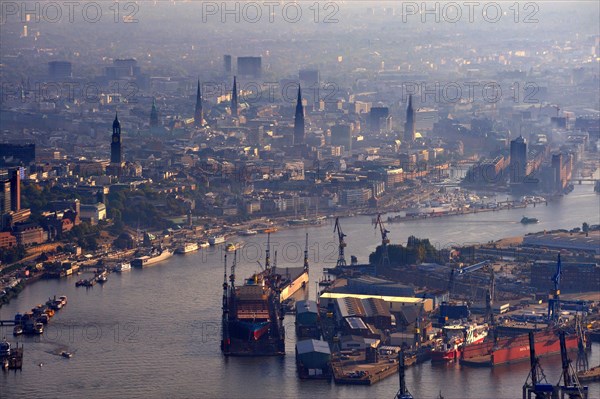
[
  {"x1": 547, "y1": 254, "x2": 562, "y2": 324},
  {"x1": 523, "y1": 331, "x2": 554, "y2": 399},
  {"x1": 265, "y1": 233, "x2": 271, "y2": 270},
  {"x1": 221, "y1": 254, "x2": 230, "y2": 353},
  {"x1": 374, "y1": 213, "x2": 391, "y2": 272},
  {"x1": 303, "y1": 233, "x2": 309, "y2": 272},
  {"x1": 558, "y1": 331, "x2": 589, "y2": 399},
  {"x1": 333, "y1": 217, "x2": 347, "y2": 267},
  {"x1": 396, "y1": 349, "x2": 414, "y2": 399}
]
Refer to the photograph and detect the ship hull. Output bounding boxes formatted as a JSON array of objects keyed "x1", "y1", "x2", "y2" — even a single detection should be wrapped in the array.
[
  {"x1": 460, "y1": 330, "x2": 578, "y2": 367},
  {"x1": 279, "y1": 268, "x2": 309, "y2": 302}
]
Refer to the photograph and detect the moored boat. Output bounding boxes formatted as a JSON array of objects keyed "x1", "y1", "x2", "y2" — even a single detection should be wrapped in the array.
[
  {"x1": 431, "y1": 323, "x2": 488, "y2": 362},
  {"x1": 208, "y1": 236, "x2": 226, "y2": 246},
  {"x1": 115, "y1": 262, "x2": 131, "y2": 272},
  {"x1": 175, "y1": 242, "x2": 199, "y2": 254},
  {"x1": 131, "y1": 248, "x2": 174, "y2": 268},
  {"x1": 460, "y1": 329, "x2": 578, "y2": 367}
]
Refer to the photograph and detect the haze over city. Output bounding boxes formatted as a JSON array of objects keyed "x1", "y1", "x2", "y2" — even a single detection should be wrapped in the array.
[{"x1": 1, "y1": 1, "x2": 599, "y2": 398}]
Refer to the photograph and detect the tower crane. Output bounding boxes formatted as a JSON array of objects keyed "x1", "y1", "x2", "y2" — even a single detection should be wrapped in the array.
[
  {"x1": 374, "y1": 213, "x2": 390, "y2": 273},
  {"x1": 333, "y1": 217, "x2": 347, "y2": 267}
]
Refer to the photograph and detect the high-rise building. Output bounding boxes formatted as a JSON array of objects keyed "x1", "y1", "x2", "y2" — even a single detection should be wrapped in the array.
[
  {"x1": 150, "y1": 98, "x2": 159, "y2": 127},
  {"x1": 293, "y1": 86, "x2": 305, "y2": 145},
  {"x1": 231, "y1": 76, "x2": 238, "y2": 117},
  {"x1": 48, "y1": 61, "x2": 72, "y2": 79},
  {"x1": 224, "y1": 55, "x2": 232, "y2": 74},
  {"x1": 509, "y1": 136, "x2": 527, "y2": 184},
  {"x1": 111, "y1": 113, "x2": 123, "y2": 164},
  {"x1": 299, "y1": 69, "x2": 320, "y2": 88},
  {"x1": 331, "y1": 124, "x2": 352, "y2": 152},
  {"x1": 0, "y1": 179, "x2": 10, "y2": 216},
  {"x1": 237, "y1": 56, "x2": 262, "y2": 78},
  {"x1": 404, "y1": 95, "x2": 415, "y2": 144},
  {"x1": 10, "y1": 169, "x2": 20, "y2": 212},
  {"x1": 194, "y1": 80, "x2": 203, "y2": 126},
  {"x1": 368, "y1": 107, "x2": 389, "y2": 132},
  {"x1": 0, "y1": 143, "x2": 35, "y2": 166}
]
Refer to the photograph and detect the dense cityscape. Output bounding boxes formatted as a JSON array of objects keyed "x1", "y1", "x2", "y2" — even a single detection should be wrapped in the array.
[{"x1": 1, "y1": 2, "x2": 599, "y2": 398}]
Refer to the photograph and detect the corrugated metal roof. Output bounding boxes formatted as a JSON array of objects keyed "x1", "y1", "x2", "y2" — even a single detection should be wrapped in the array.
[
  {"x1": 296, "y1": 339, "x2": 331, "y2": 355},
  {"x1": 296, "y1": 300, "x2": 318, "y2": 315}
]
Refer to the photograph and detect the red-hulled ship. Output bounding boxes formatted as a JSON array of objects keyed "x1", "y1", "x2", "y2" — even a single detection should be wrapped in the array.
[
  {"x1": 460, "y1": 329, "x2": 579, "y2": 367},
  {"x1": 431, "y1": 323, "x2": 488, "y2": 362}
]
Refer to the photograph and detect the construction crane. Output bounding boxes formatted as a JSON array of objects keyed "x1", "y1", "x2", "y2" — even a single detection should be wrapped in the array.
[
  {"x1": 396, "y1": 349, "x2": 414, "y2": 399},
  {"x1": 333, "y1": 217, "x2": 347, "y2": 267},
  {"x1": 374, "y1": 213, "x2": 390, "y2": 273},
  {"x1": 558, "y1": 331, "x2": 589, "y2": 399},
  {"x1": 547, "y1": 254, "x2": 562, "y2": 324}
]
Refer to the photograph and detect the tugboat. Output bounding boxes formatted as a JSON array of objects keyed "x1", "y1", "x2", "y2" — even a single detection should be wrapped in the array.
[
  {"x1": 431, "y1": 323, "x2": 488, "y2": 362},
  {"x1": 520, "y1": 216, "x2": 539, "y2": 224}
]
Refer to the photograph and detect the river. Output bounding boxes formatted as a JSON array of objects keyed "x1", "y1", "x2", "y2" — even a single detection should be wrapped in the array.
[{"x1": 1, "y1": 185, "x2": 599, "y2": 398}]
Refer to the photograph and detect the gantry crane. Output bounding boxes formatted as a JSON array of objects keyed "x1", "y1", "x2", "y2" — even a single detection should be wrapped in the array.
[
  {"x1": 333, "y1": 217, "x2": 347, "y2": 267},
  {"x1": 547, "y1": 254, "x2": 562, "y2": 324},
  {"x1": 374, "y1": 213, "x2": 390, "y2": 273}
]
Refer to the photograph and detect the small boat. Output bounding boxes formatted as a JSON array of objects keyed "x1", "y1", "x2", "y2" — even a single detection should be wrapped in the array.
[
  {"x1": 13, "y1": 325, "x2": 23, "y2": 336},
  {"x1": 240, "y1": 229, "x2": 258, "y2": 236},
  {"x1": 97, "y1": 274, "x2": 108, "y2": 284},
  {"x1": 60, "y1": 351, "x2": 73, "y2": 359},
  {"x1": 76, "y1": 279, "x2": 86, "y2": 287},
  {"x1": 115, "y1": 262, "x2": 131, "y2": 272},
  {"x1": 199, "y1": 241, "x2": 209, "y2": 248},
  {"x1": 59, "y1": 296, "x2": 67, "y2": 306},
  {"x1": 34, "y1": 322, "x2": 44, "y2": 334},
  {"x1": 578, "y1": 366, "x2": 600, "y2": 382},
  {"x1": 225, "y1": 242, "x2": 241, "y2": 252},
  {"x1": 1, "y1": 340, "x2": 11, "y2": 357},
  {"x1": 520, "y1": 216, "x2": 539, "y2": 224}
]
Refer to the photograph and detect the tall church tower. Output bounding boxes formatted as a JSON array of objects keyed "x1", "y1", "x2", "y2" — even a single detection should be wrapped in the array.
[
  {"x1": 231, "y1": 76, "x2": 238, "y2": 117},
  {"x1": 150, "y1": 98, "x2": 159, "y2": 127},
  {"x1": 194, "y1": 80, "x2": 203, "y2": 127},
  {"x1": 404, "y1": 94, "x2": 415, "y2": 144},
  {"x1": 111, "y1": 112, "x2": 122, "y2": 164},
  {"x1": 293, "y1": 85, "x2": 305, "y2": 145}
]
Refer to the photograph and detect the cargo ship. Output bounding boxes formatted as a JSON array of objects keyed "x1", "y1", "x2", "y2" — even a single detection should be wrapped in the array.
[
  {"x1": 431, "y1": 323, "x2": 488, "y2": 362},
  {"x1": 221, "y1": 253, "x2": 285, "y2": 356},
  {"x1": 131, "y1": 247, "x2": 174, "y2": 268},
  {"x1": 460, "y1": 329, "x2": 579, "y2": 367}
]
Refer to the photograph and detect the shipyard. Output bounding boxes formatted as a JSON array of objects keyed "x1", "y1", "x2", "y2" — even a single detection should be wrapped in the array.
[{"x1": 0, "y1": 2, "x2": 599, "y2": 397}]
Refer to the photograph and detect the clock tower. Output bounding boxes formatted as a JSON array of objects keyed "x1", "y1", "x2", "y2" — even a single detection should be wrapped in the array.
[{"x1": 110, "y1": 112, "x2": 122, "y2": 164}]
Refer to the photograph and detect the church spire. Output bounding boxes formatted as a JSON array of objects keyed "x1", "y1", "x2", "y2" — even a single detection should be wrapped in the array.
[
  {"x1": 150, "y1": 98, "x2": 159, "y2": 127},
  {"x1": 404, "y1": 94, "x2": 415, "y2": 144},
  {"x1": 293, "y1": 84, "x2": 305, "y2": 145},
  {"x1": 231, "y1": 76, "x2": 238, "y2": 117},
  {"x1": 194, "y1": 79, "x2": 203, "y2": 127}
]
